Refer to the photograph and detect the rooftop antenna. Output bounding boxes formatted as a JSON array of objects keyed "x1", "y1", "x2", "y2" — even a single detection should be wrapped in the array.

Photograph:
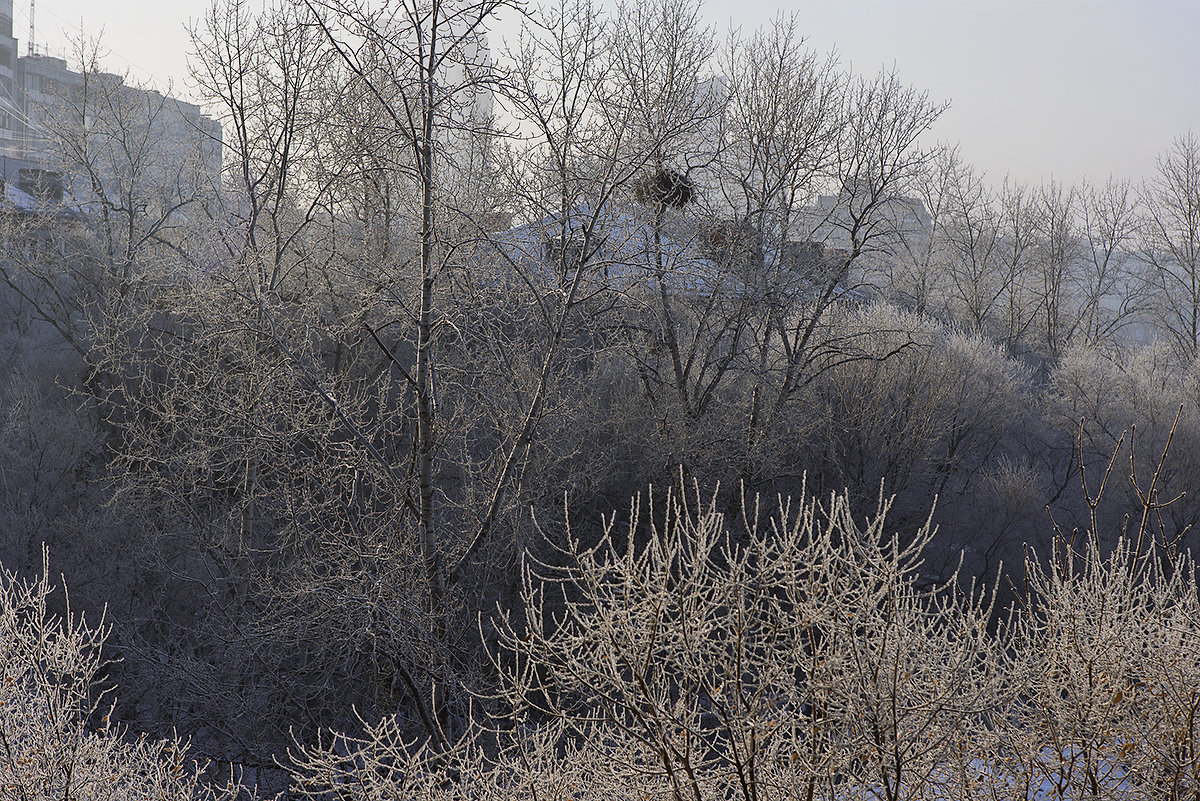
[{"x1": 26, "y1": 0, "x2": 33, "y2": 56}]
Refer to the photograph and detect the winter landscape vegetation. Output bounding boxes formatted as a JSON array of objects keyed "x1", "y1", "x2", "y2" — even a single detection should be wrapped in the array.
[{"x1": 1, "y1": 0, "x2": 1200, "y2": 798}]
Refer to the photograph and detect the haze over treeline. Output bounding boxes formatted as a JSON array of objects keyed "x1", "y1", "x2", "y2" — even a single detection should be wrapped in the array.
[
  {"x1": 28, "y1": 0, "x2": 1200, "y2": 187},
  {"x1": 1, "y1": 0, "x2": 1200, "y2": 798}
]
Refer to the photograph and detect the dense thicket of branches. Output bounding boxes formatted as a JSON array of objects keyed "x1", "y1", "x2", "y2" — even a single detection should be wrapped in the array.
[
  {"x1": 0, "y1": 0, "x2": 1199, "y2": 796},
  {"x1": 6, "y1": 481, "x2": 1200, "y2": 800}
]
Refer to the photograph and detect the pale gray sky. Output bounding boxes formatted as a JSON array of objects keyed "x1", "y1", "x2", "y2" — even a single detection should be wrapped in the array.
[{"x1": 24, "y1": 0, "x2": 1199, "y2": 187}]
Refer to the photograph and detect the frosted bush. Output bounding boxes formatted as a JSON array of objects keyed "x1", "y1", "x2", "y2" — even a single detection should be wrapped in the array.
[{"x1": 0, "y1": 554, "x2": 248, "y2": 801}]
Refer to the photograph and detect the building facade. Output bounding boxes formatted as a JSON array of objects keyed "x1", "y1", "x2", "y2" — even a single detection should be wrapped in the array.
[{"x1": 0, "y1": 0, "x2": 221, "y2": 196}]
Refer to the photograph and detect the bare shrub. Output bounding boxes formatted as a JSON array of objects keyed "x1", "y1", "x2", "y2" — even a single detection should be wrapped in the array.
[
  {"x1": 1045, "y1": 341, "x2": 1200, "y2": 546},
  {"x1": 294, "y1": 483, "x2": 1002, "y2": 801},
  {"x1": 990, "y1": 532, "x2": 1200, "y2": 801},
  {"x1": 0, "y1": 553, "x2": 248, "y2": 800}
]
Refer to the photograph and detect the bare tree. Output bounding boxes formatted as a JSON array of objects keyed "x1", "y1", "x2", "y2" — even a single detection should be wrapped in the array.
[
  {"x1": 994, "y1": 178, "x2": 1043, "y2": 349},
  {"x1": 1076, "y1": 177, "x2": 1143, "y2": 346},
  {"x1": 0, "y1": 36, "x2": 217, "y2": 366},
  {"x1": 1030, "y1": 179, "x2": 1080, "y2": 357},
  {"x1": 604, "y1": 0, "x2": 735, "y2": 425},
  {"x1": 717, "y1": 15, "x2": 842, "y2": 254},
  {"x1": 1043, "y1": 341, "x2": 1200, "y2": 545},
  {"x1": 1141, "y1": 132, "x2": 1200, "y2": 356},
  {"x1": 302, "y1": 0, "x2": 506, "y2": 616},
  {"x1": 995, "y1": 519, "x2": 1200, "y2": 801},
  {"x1": 800, "y1": 303, "x2": 1036, "y2": 568},
  {"x1": 938, "y1": 153, "x2": 1004, "y2": 332},
  {"x1": 190, "y1": 0, "x2": 339, "y2": 293},
  {"x1": 883, "y1": 142, "x2": 961, "y2": 315},
  {"x1": 745, "y1": 68, "x2": 945, "y2": 453}
]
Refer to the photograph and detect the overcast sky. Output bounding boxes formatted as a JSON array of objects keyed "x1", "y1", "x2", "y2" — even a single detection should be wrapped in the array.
[{"x1": 23, "y1": 0, "x2": 1199, "y2": 188}]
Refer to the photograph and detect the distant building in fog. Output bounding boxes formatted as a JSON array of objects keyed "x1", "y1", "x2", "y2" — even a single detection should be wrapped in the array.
[
  {"x1": 793, "y1": 191, "x2": 933, "y2": 255},
  {"x1": 0, "y1": 0, "x2": 221, "y2": 198}
]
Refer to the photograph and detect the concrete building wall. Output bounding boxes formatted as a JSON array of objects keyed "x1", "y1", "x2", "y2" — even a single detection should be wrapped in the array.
[
  {"x1": 13, "y1": 55, "x2": 83, "y2": 162},
  {"x1": 0, "y1": 31, "x2": 222, "y2": 199},
  {"x1": 0, "y1": 0, "x2": 20, "y2": 157}
]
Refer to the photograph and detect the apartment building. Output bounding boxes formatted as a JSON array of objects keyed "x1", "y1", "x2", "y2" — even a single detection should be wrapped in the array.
[{"x1": 0, "y1": 0, "x2": 221, "y2": 198}]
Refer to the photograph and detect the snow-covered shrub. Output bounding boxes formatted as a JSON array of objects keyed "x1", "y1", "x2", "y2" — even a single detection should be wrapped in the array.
[
  {"x1": 293, "y1": 483, "x2": 1003, "y2": 801},
  {"x1": 1045, "y1": 341, "x2": 1200, "y2": 548},
  {"x1": 0, "y1": 555, "x2": 247, "y2": 801},
  {"x1": 794, "y1": 302, "x2": 1040, "y2": 576},
  {"x1": 286, "y1": 470, "x2": 1200, "y2": 801},
  {"x1": 990, "y1": 534, "x2": 1200, "y2": 801}
]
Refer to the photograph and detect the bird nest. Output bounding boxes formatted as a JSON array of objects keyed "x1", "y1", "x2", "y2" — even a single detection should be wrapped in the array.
[{"x1": 634, "y1": 167, "x2": 695, "y2": 209}]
